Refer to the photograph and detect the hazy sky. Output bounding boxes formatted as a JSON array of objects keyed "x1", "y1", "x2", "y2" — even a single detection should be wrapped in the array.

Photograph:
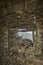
[{"x1": 17, "y1": 31, "x2": 33, "y2": 41}]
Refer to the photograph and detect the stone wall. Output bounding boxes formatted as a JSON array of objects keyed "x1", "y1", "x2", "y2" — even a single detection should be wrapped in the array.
[{"x1": 0, "y1": 0, "x2": 43, "y2": 65}]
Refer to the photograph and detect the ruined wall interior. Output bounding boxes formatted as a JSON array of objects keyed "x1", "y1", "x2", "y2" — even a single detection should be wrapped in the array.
[{"x1": 0, "y1": 0, "x2": 43, "y2": 65}]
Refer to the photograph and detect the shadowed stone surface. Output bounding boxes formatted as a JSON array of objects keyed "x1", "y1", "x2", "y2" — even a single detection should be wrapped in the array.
[{"x1": 0, "y1": 0, "x2": 43, "y2": 65}]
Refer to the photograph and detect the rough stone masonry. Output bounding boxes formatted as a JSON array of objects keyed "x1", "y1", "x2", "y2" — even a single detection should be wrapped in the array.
[{"x1": 0, "y1": 0, "x2": 43, "y2": 65}]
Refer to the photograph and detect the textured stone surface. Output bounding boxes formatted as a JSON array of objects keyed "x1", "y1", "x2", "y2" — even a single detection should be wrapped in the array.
[{"x1": 0, "y1": 0, "x2": 43, "y2": 65}]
